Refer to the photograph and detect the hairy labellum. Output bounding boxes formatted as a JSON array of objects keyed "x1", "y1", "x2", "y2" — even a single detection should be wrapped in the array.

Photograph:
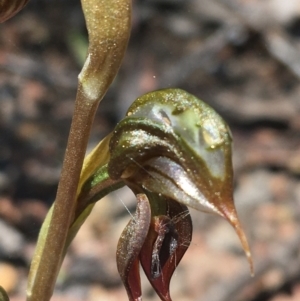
[
  {"x1": 151, "y1": 215, "x2": 179, "y2": 279},
  {"x1": 139, "y1": 197, "x2": 192, "y2": 301}
]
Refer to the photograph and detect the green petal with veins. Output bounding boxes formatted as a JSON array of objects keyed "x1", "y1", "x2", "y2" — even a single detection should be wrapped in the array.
[{"x1": 109, "y1": 88, "x2": 253, "y2": 274}]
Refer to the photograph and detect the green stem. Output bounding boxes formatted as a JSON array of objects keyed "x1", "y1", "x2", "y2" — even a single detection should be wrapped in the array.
[
  {"x1": 27, "y1": 1, "x2": 131, "y2": 299},
  {"x1": 27, "y1": 86, "x2": 98, "y2": 301}
]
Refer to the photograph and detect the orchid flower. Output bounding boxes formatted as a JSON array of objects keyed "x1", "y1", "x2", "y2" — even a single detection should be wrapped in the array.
[
  {"x1": 107, "y1": 89, "x2": 253, "y2": 300},
  {"x1": 1, "y1": 1, "x2": 252, "y2": 300},
  {"x1": 33, "y1": 89, "x2": 252, "y2": 301}
]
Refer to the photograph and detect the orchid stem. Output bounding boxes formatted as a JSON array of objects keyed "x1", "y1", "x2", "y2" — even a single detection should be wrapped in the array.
[
  {"x1": 27, "y1": 85, "x2": 99, "y2": 301},
  {"x1": 26, "y1": 1, "x2": 131, "y2": 300}
]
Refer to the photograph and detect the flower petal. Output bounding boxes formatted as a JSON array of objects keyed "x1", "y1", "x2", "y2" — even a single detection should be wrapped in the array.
[
  {"x1": 108, "y1": 89, "x2": 253, "y2": 274},
  {"x1": 116, "y1": 194, "x2": 151, "y2": 301},
  {"x1": 140, "y1": 198, "x2": 192, "y2": 301}
]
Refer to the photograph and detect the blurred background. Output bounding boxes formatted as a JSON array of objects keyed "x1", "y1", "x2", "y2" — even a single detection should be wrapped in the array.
[{"x1": 1, "y1": 0, "x2": 300, "y2": 300}]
